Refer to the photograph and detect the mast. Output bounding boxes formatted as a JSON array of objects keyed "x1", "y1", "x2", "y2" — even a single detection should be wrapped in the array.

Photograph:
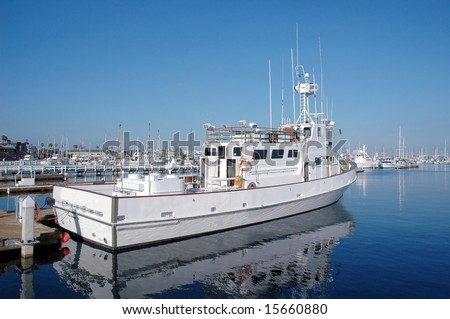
[
  {"x1": 119, "y1": 124, "x2": 123, "y2": 190},
  {"x1": 269, "y1": 59, "x2": 273, "y2": 128},
  {"x1": 147, "y1": 122, "x2": 152, "y2": 166},
  {"x1": 296, "y1": 23, "x2": 299, "y2": 67},
  {"x1": 319, "y1": 35, "x2": 324, "y2": 117},
  {"x1": 295, "y1": 65, "x2": 318, "y2": 124},
  {"x1": 291, "y1": 48, "x2": 296, "y2": 123},
  {"x1": 281, "y1": 55, "x2": 285, "y2": 125}
]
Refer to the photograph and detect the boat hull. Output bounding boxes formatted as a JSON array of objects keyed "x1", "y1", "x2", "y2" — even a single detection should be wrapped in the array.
[
  {"x1": 52, "y1": 164, "x2": 357, "y2": 250},
  {"x1": 53, "y1": 202, "x2": 353, "y2": 298}
]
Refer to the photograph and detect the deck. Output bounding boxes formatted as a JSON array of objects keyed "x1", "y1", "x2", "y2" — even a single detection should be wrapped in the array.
[{"x1": 0, "y1": 208, "x2": 61, "y2": 259}]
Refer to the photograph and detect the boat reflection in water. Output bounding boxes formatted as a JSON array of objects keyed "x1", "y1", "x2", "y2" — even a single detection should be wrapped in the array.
[{"x1": 54, "y1": 202, "x2": 354, "y2": 298}]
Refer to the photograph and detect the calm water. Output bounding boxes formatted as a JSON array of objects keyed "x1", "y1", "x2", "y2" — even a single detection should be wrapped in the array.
[{"x1": 1, "y1": 164, "x2": 449, "y2": 299}]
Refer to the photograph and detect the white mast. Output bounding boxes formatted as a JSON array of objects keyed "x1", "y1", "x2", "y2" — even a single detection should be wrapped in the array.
[
  {"x1": 281, "y1": 55, "x2": 285, "y2": 125},
  {"x1": 319, "y1": 35, "x2": 324, "y2": 117},
  {"x1": 296, "y1": 23, "x2": 299, "y2": 67},
  {"x1": 291, "y1": 48, "x2": 296, "y2": 122},
  {"x1": 269, "y1": 59, "x2": 273, "y2": 128},
  {"x1": 119, "y1": 124, "x2": 123, "y2": 190}
]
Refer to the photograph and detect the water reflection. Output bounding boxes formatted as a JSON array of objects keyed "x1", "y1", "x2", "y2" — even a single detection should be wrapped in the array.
[
  {"x1": 398, "y1": 170, "x2": 405, "y2": 211},
  {"x1": 53, "y1": 202, "x2": 354, "y2": 298}
]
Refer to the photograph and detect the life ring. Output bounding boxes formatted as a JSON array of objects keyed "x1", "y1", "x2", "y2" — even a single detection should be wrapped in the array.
[
  {"x1": 235, "y1": 175, "x2": 242, "y2": 188},
  {"x1": 247, "y1": 182, "x2": 257, "y2": 189},
  {"x1": 34, "y1": 202, "x2": 42, "y2": 222},
  {"x1": 238, "y1": 159, "x2": 252, "y2": 172}
]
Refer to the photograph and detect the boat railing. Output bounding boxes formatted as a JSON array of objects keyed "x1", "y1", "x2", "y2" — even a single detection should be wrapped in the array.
[
  {"x1": 206, "y1": 177, "x2": 239, "y2": 191},
  {"x1": 247, "y1": 166, "x2": 299, "y2": 176},
  {"x1": 205, "y1": 126, "x2": 304, "y2": 144}
]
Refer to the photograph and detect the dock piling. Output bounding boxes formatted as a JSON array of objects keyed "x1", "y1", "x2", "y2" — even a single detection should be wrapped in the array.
[{"x1": 20, "y1": 196, "x2": 38, "y2": 258}]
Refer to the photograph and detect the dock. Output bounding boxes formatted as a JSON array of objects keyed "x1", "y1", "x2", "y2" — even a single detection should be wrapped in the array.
[
  {"x1": 0, "y1": 184, "x2": 54, "y2": 195},
  {"x1": 0, "y1": 173, "x2": 65, "y2": 183},
  {"x1": 0, "y1": 208, "x2": 61, "y2": 259}
]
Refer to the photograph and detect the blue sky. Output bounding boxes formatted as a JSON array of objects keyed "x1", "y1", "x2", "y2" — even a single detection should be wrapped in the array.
[{"x1": 1, "y1": 0, "x2": 449, "y2": 156}]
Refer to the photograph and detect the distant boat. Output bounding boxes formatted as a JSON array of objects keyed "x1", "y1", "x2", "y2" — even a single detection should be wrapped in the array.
[
  {"x1": 379, "y1": 159, "x2": 397, "y2": 169},
  {"x1": 23, "y1": 154, "x2": 36, "y2": 161},
  {"x1": 352, "y1": 145, "x2": 378, "y2": 169},
  {"x1": 396, "y1": 159, "x2": 419, "y2": 169},
  {"x1": 50, "y1": 47, "x2": 357, "y2": 250}
]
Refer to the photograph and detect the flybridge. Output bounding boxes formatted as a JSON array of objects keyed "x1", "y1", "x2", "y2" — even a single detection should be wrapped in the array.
[
  {"x1": 203, "y1": 119, "x2": 335, "y2": 146},
  {"x1": 203, "y1": 122, "x2": 323, "y2": 145}
]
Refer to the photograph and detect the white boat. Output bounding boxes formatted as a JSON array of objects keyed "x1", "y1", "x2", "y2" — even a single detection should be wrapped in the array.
[
  {"x1": 50, "y1": 57, "x2": 357, "y2": 251},
  {"x1": 352, "y1": 145, "x2": 378, "y2": 169},
  {"x1": 379, "y1": 159, "x2": 397, "y2": 169}
]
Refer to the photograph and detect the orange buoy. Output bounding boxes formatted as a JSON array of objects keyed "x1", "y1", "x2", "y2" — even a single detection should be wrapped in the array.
[
  {"x1": 60, "y1": 247, "x2": 71, "y2": 256},
  {"x1": 60, "y1": 232, "x2": 70, "y2": 243},
  {"x1": 247, "y1": 182, "x2": 257, "y2": 189},
  {"x1": 238, "y1": 159, "x2": 252, "y2": 172}
]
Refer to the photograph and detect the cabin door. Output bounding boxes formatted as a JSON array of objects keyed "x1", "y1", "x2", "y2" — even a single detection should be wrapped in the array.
[{"x1": 227, "y1": 159, "x2": 236, "y2": 186}]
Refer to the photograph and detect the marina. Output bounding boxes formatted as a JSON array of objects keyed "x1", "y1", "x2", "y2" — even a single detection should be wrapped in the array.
[
  {"x1": 47, "y1": 52, "x2": 357, "y2": 251},
  {"x1": 2, "y1": 2, "x2": 450, "y2": 315},
  {"x1": 0, "y1": 163, "x2": 449, "y2": 298}
]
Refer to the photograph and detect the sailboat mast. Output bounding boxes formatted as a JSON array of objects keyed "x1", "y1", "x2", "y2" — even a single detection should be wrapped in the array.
[{"x1": 119, "y1": 124, "x2": 123, "y2": 190}]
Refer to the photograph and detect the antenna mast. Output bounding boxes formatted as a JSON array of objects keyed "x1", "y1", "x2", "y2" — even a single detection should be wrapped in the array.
[
  {"x1": 291, "y1": 48, "x2": 296, "y2": 122},
  {"x1": 269, "y1": 59, "x2": 273, "y2": 128},
  {"x1": 319, "y1": 35, "x2": 324, "y2": 117},
  {"x1": 281, "y1": 55, "x2": 285, "y2": 125},
  {"x1": 296, "y1": 23, "x2": 299, "y2": 66}
]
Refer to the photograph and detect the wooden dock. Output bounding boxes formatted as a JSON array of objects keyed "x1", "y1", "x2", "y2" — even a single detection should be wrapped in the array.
[
  {"x1": 0, "y1": 184, "x2": 54, "y2": 195},
  {"x1": 0, "y1": 208, "x2": 61, "y2": 259},
  {"x1": 0, "y1": 173, "x2": 65, "y2": 183}
]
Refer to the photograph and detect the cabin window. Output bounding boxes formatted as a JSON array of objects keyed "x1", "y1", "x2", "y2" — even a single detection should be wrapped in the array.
[
  {"x1": 252, "y1": 149, "x2": 267, "y2": 160},
  {"x1": 204, "y1": 147, "x2": 217, "y2": 156},
  {"x1": 271, "y1": 149, "x2": 284, "y2": 159},
  {"x1": 288, "y1": 149, "x2": 298, "y2": 158},
  {"x1": 233, "y1": 147, "x2": 241, "y2": 157},
  {"x1": 304, "y1": 127, "x2": 311, "y2": 138},
  {"x1": 317, "y1": 127, "x2": 322, "y2": 137},
  {"x1": 218, "y1": 146, "x2": 225, "y2": 159},
  {"x1": 326, "y1": 129, "x2": 333, "y2": 140}
]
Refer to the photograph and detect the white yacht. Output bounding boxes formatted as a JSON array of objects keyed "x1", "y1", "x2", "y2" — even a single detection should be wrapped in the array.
[
  {"x1": 50, "y1": 55, "x2": 357, "y2": 250},
  {"x1": 352, "y1": 145, "x2": 378, "y2": 169}
]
